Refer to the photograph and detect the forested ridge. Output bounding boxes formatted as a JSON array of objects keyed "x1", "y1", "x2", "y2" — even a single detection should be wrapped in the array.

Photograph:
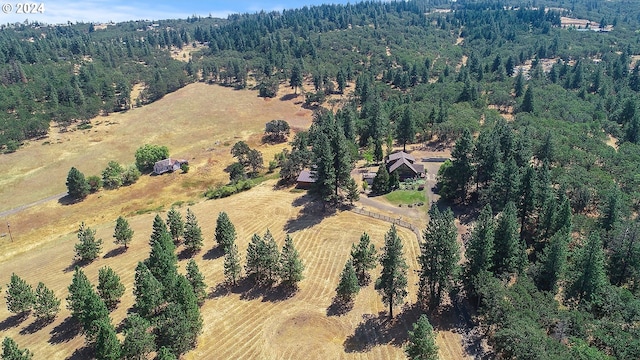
[{"x1": 3, "y1": 0, "x2": 640, "y2": 358}]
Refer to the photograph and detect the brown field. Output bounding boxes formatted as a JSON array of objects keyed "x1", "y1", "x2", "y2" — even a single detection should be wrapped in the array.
[
  {"x1": 0, "y1": 182, "x2": 467, "y2": 359},
  {"x1": 0, "y1": 83, "x2": 470, "y2": 359}
]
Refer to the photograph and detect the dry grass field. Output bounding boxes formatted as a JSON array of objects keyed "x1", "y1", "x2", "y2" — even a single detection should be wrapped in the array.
[{"x1": 0, "y1": 83, "x2": 470, "y2": 359}]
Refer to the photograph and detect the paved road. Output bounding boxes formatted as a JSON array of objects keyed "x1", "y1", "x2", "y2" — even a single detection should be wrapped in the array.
[{"x1": 0, "y1": 192, "x2": 67, "y2": 218}]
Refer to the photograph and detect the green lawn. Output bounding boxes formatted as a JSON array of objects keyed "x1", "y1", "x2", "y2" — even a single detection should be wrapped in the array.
[{"x1": 384, "y1": 189, "x2": 426, "y2": 205}]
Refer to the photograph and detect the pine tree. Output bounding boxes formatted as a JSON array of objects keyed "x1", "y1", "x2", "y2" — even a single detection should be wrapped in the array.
[
  {"x1": 536, "y1": 230, "x2": 568, "y2": 292},
  {"x1": 121, "y1": 314, "x2": 155, "y2": 360},
  {"x1": 312, "y1": 131, "x2": 337, "y2": 203},
  {"x1": 113, "y1": 216, "x2": 134, "y2": 250},
  {"x1": 514, "y1": 71, "x2": 525, "y2": 97},
  {"x1": 149, "y1": 214, "x2": 169, "y2": 247},
  {"x1": 4, "y1": 273, "x2": 35, "y2": 315},
  {"x1": 567, "y1": 232, "x2": 608, "y2": 304},
  {"x1": 185, "y1": 260, "x2": 207, "y2": 306},
  {"x1": 350, "y1": 232, "x2": 377, "y2": 285},
  {"x1": 133, "y1": 262, "x2": 163, "y2": 319},
  {"x1": 183, "y1": 208, "x2": 203, "y2": 254},
  {"x1": 405, "y1": 314, "x2": 439, "y2": 360},
  {"x1": 74, "y1": 222, "x2": 103, "y2": 263},
  {"x1": 371, "y1": 163, "x2": 390, "y2": 195},
  {"x1": 215, "y1": 211, "x2": 236, "y2": 252},
  {"x1": 464, "y1": 204, "x2": 495, "y2": 297},
  {"x1": 493, "y1": 202, "x2": 527, "y2": 275},
  {"x1": 97, "y1": 266, "x2": 125, "y2": 310},
  {"x1": 289, "y1": 62, "x2": 303, "y2": 94},
  {"x1": 419, "y1": 205, "x2": 460, "y2": 308},
  {"x1": 33, "y1": 282, "x2": 60, "y2": 322},
  {"x1": 224, "y1": 243, "x2": 242, "y2": 286},
  {"x1": 608, "y1": 221, "x2": 640, "y2": 287},
  {"x1": 336, "y1": 260, "x2": 360, "y2": 303},
  {"x1": 156, "y1": 276, "x2": 202, "y2": 356},
  {"x1": 66, "y1": 167, "x2": 90, "y2": 200},
  {"x1": 375, "y1": 225, "x2": 409, "y2": 319},
  {"x1": 77, "y1": 287, "x2": 109, "y2": 341},
  {"x1": 279, "y1": 234, "x2": 304, "y2": 288},
  {"x1": 396, "y1": 107, "x2": 416, "y2": 152},
  {"x1": 94, "y1": 319, "x2": 121, "y2": 360},
  {"x1": 146, "y1": 231, "x2": 178, "y2": 292},
  {"x1": 520, "y1": 86, "x2": 534, "y2": 113},
  {"x1": 1, "y1": 337, "x2": 33, "y2": 360},
  {"x1": 518, "y1": 166, "x2": 537, "y2": 241},
  {"x1": 263, "y1": 229, "x2": 280, "y2": 283},
  {"x1": 166, "y1": 208, "x2": 184, "y2": 244},
  {"x1": 66, "y1": 267, "x2": 92, "y2": 323},
  {"x1": 246, "y1": 233, "x2": 265, "y2": 282},
  {"x1": 345, "y1": 177, "x2": 360, "y2": 204}
]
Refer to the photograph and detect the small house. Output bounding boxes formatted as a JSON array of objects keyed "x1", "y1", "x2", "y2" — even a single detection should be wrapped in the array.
[
  {"x1": 386, "y1": 151, "x2": 424, "y2": 180},
  {"x1": 296, "y1": 170, "x2": 316, "y2": 189},
  {"x1": 153, "y1": 158, "x2": 188, "y2": 175}
]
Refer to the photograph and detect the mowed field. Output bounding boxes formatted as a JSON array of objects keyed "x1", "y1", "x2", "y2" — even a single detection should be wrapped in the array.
[
  {"x1": 0, "y1": 82, "x2": 470, "y2": 359},
  {"x1": 0, "y1": 182, "x2": 462, "y2": 359}
]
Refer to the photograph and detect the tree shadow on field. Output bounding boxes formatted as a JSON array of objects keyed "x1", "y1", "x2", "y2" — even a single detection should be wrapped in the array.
[
  {"x1": 20, "y1": 317, "x2": 53, "y2": 335},
  {"x1": 280, "y1": 93, "x2": 299, "y2": 101},
  {"x1": 284, "y1": 193, "x2": 335, "y2": 232},
  {"x1": 49, "y1": 316, "x2": 81, "y2": 344},
  {"x1": 326, "y1": 296, "x2": 354, "y2": 317},
  {"x1": 103, "y1": 246, "x2": 127, "y2": 259},
  {"x1": 209, "y1": 282, "x2": 231, "y2": 299},
  {"x1": 261, "y1": 283, "x2": 298, "y2": 302},
  {"x1": 177, "y1": 247, "x2": 197, "y2": 261},
  {"x1": 343, "y1": 304, "x2": 420, "y2": 353},
  {"x1": 66, "y1": 346, "x2": 93, "y2": 360},
  {"x1": 0, "y1": 313, "x2": 28, "y2": 331},
  {"x1": 57, "y1": 194, "x2": 78, "y2": 206},
  {"x1": 203, "y1": 246, "x2": 224, "y2": 260}
]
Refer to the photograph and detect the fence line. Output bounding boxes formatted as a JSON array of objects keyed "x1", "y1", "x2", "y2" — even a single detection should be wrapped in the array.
[{"x1": 350, "y1": 207, "x2": 421, "y2": 241}]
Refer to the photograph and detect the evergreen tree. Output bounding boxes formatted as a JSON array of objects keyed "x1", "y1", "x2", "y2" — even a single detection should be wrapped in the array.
[
  {"x1": 215, "y1": 211, "x2": 236, "y2": 251},
  {"x1": 166, "y1": 208, "x2": 184, "y2": 244},
  {"x1": 33, "y1": 282, "x2": 60, "y2": 322},
  {"x1": 224, "y1": 243, "x2": 242, "y2": 286},
  {"x1": 75, "y1": 285, "x2": 109, "y2": 341},
  {"x1": 520, "y1": 86, "x2": 535, "y2": 113},
  {"x1": 566, "y1": 232, "x2": 608, "y2": 304},
  {"x1": 439, "y1": 128, "x2": 474, "y2": 202},
  {"x1": 600, "y1": 188, "x2": 622, "y2": 232},
  {"x1": 397, "y1": 107, "x2": 416, "y2": 152},
  {"x1": 371, "y1": 163, "x2": 390, "y2": 195},
  {"x1": 518, "y1": 166, "x2": 537, "y2": 240},
  {"x1": 121, "y1": 314, "x2": 155, "y2": 360},
  {"x1": 94, "y1": 319, "x2": 121, "y2": 360},
  {"x1": 113, "y1": 216, "x2": 134, "y2": 250},
  {"x1": 263, "y1": 229, "x2": 280, "y2": 283},
  {"x1": 350, "y1": 232, "x2": 377, "y2": 285},
  {"x1": 345, "y1": 177, "x2": 360, "y2": 204},
  {"x1": 246, "y1": 233, "x2": 265, "y2": 283},
  {"x1": 146, "y1": 231, "x2": 178, "y2": 293},
  {"x1": 5, "y1": 273, "x2": 35, "y2": 315},
  {"x1": 74, "y1": 222, "x2": 103, "y2": 263},
  {"x1": 279, "y1": 234, "x2": 304, "y2": 288},
  {"x1": 389, "y1": 170, "x2": 400, "y2": 191},
  {"x1": 183, "y1": 208, "x2": 203, "y2": 254},
  {"x1": 336, "y1": 260, "x2": 360, "y2": 303},
  {"x1": 493, "y1": 202, "x2": 527, "y2": 275},
  {"x1": 311, "y1": 131, "x2": 337, "y2": 203},
  {"x1": 66, "y1": 167, "x2": 90, "y2": 200},
  {"x1": 607, "y1": 221, "x2": 640, "y2": 288},
  {"x1": 1, "y1": 337, "x2": 33, "y2": 360},
  {"x1": 289, "y1": 62, "x2": 303, "y2": 94},
  {"x1": 149, "y1": 214, "x2": 169, "y2": 247},
  {"x1": 514, "y1": 71, "x2": 525, "y2": 97},
  {"x1": 375, "y1": 225, "x2": 409, "y2": 319},
  {"x1": 97, "y1": 266, "x2": 125, "y2": 310},
  {"x1": 133, "y1": 262, "x2": 163, "y2": 319},
  {"x1": 405, "y1": 314, "x2": 439, "y2": 360},
  {"x1": 464, "y1": 204, "x2": 495, "y2": 297},
  {"x1": 419, "y1": 205, "x2": 460, "y2": 308},
  {"x1": 66, "y1": 267, "x2": 92, "y2": 323},
  {"x1": 185, "y1": 260, "x2": 207, "y2": 306},
  {"x1": 536, "y1": 230, "x2": 568, "y2": 292}
]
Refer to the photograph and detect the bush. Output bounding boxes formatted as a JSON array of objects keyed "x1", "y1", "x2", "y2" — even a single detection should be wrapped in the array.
[
  {"x1": 181, "y1": 163, "x2": 189, "y2": 173},
  {"x1": 122, "y1": 165, "x2": 141, "y2": 186},
  {"x1": 135, "y1": 144, "x2": 169, "y2": 172},
  {"x1": 87, "y1": 175, "x2": 103, "y2": 193}
]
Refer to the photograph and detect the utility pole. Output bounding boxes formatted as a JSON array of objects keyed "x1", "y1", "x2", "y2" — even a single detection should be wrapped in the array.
[{"x1": 7, "y1": 221, "x2": 13, "y2": 242}]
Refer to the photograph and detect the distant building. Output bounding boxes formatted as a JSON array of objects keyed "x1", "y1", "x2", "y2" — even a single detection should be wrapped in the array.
[
  {"x1": 296, "y1": 170, "x2": 316, "y2": 189},
  {"x1": 386, "y1": 151, "x2": 424, "y2": 180},
  {"x1": 362, "y1": 172, "x2": 377, "y2": 185},
  {"x1": 153, "y1": 158, "x2": 188, "y2": 175}
]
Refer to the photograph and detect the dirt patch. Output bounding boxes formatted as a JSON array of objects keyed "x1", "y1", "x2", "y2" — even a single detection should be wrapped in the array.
[
  {"x1": 170, "y1": 43, "x2": 206, "y2": 62},
  {"x1": 605, "y1": 133, "x2": 619, "y2": 151}
]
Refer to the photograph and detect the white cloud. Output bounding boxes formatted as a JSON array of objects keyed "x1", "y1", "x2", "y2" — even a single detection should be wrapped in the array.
[{"x1": 0, "y1": 0, "x2": 233, "y2": 25}]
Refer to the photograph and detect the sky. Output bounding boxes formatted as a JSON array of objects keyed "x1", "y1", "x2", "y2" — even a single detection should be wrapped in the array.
[{"x1": 0, "y1": 0, "x2": 356, "y2": 24}]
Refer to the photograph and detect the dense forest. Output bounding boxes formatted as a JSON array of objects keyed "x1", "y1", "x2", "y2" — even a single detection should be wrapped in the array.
[{"x1": 3, "y1": 0, "x2": 640, "y2": 358}]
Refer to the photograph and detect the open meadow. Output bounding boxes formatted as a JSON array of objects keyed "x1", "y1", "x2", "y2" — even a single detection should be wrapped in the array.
[{"x1": 0, "y1": 83, "x2": 469, "y2": 359}]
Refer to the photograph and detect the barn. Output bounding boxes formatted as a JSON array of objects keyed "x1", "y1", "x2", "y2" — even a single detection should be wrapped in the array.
[{"x1": 296, "y1": 170, "x2": 316, "y2": 189}]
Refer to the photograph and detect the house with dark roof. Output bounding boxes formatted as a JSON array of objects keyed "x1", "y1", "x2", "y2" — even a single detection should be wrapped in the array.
[
  {"x1": 153, "y1": 158, "x2": 188, "y2": 175},
  {"x1": 296, "y1": 170, "x2": 316, "y2": 189},
  {"x1": 386, "y1": 151, "x2": 424, "y2": 180}
]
